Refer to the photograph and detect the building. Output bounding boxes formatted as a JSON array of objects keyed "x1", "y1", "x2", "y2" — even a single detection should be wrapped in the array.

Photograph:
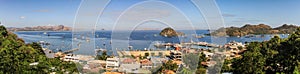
[
  {"x1": 140, "y1": 59, "x2": 153, "y2": 69},
  {"x1": 225, "y1": 41, "x2": 245, "y2": 50},
  {"x1": 121, "y1": 58, "x2": 136, "y2": 64},
  {"x1": 106, "y1": 57, "x2": 120, "y2": 70},
  {"x1": 119, "y1": 63, "x2": 140, "y2": 73},
  {"x1": 150, "y1": 57, "x2": 167, "y2": 68},
  {"x1": 63, "y1": 54, "x2": 79, "y2": 62},
  {"x1": 42, "y1": 48, "x2": 54, "y2": 58},
  {"x1": 87, "y1": 60, "x2": 106, "y2": 68},
  {"x1": 170, "y1": 50, "x2": 182, "y2": 61}
]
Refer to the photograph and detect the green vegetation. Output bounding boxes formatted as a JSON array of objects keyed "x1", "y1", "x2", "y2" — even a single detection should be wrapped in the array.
[
  {"x1": 211, "y1": 24, "x2": 299, "y2": 37},
  {"x1": 180, "y1": 52, "x2": 207, "y2": 73},
  {"x1": 161, "y1": 60, "x2": 179, "y2": 72},
  {"x1": 96, "y1": 51, "x2": 108, "y2": 60},
  {"x1": 0, "y1": 25, "x2": 78, "y2": 73},
  {"x1": 222, "y1": 27, "x2": 300, "y2": 74},
  {"x1": 159, "y1": 27, "x2": 184, "y2": 37}
]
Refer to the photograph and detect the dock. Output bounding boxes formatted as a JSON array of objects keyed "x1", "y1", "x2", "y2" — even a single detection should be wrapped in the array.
[{"x1": 63, "y1": 48, "x2": 79, "y2": 54}]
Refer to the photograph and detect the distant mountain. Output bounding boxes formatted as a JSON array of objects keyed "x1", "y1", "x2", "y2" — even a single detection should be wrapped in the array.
[
  {"x1": 211, "y1": 24, "x2": 299, "y2": 37},
  {"x1": 273, "y1": 24, "x2": 299, "y2": 34},
  {"x1": 7, "y1": 25, "x2": 71, "y2": 31}
]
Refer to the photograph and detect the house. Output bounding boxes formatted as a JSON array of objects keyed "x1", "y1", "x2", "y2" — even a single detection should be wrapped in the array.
[
  {"x1": 63, "y1": 54, "x2": 79, "y2": 62},
  {"x1": 121, "y1": 58, "x2": 136, "y2": 64},
  {"x1": 118, "y1": 63, "x2": 140, "y2": 73},
  {"x1": 43, "y1": 48, "x2": 54, "y2": 58},
  {"x1": 140, "y1": 59, "x2": 153, "y2": 69},
  {"x1": 87, "y1": 60, "x2": 106, "y2": 68},
  {"x1": 225, "y1": 41, "x2": 245, "y2": 50},
  {"x1": 150, "y1": 57, "x2": 166, "y2": 68},
  {"x1": 106, "y1": 57, "x2": 120, "y2": 70},
  {"x1": 118, "y1": 58, "x2": 140, "y2": 73},
  {"x1": 170, "y1": 50, "x2": 182, "y2": 61}
]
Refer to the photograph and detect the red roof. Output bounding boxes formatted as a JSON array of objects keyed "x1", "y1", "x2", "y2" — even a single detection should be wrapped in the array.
[
  {"x1": 122, "y1": 58, "x2": 135, "y2": 63},
  {"x1": 140, "y1": 59, "x2": 152, "y2": 65}
]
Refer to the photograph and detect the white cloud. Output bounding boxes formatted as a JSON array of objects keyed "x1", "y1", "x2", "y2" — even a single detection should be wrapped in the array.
[{"x1": 19, "y1": 16, "x2": 26, "y2": 19}]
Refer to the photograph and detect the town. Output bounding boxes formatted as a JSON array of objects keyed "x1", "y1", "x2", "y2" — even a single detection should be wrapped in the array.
[{"x1": 42, "y1": 40, "x2": 246, "y2": 74}]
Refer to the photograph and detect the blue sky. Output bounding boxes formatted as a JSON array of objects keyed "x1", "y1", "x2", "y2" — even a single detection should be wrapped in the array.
[{"x1": 0, "y1": 0, "x2": 299, "y2": 30}]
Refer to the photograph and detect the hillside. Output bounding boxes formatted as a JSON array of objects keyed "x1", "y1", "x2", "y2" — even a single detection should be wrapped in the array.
[
  {"x1": 0, "y1": 25, "x2": 77, "y2": 73},
  {"x1": 222, "y1": 27, "x2": 300, "y2": 73},
  {"x1": 211, "y1": 24, "x2": 299, "y2": 37},
  {"x1": 7, "y1": 25, "x2": 71, "y2": 31}
]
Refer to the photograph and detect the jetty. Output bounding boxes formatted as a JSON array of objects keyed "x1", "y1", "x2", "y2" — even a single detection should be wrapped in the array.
[{"x1": 63, "y1": 48, "x2": 79, "y2": 54}]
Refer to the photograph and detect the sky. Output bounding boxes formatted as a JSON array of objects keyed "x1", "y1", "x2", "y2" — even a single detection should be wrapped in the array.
[{"x1": 0, "y1": 0, "x2": 300, "y2": 30}]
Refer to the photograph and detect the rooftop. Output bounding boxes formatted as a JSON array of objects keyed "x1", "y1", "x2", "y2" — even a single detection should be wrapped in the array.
[{"x1": 140, "y1": 59, "x2": 152, "y2": 65}]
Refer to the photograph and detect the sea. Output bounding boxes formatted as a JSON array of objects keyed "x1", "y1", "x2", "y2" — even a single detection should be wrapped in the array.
[{"x1": 14, "y1": 30, "x2": 289, "y2": 55}]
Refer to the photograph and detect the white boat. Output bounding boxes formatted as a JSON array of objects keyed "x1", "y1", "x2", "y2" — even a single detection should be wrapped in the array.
[{"x1": 43, "y1": 32, "x2": 47, "y2": 35}]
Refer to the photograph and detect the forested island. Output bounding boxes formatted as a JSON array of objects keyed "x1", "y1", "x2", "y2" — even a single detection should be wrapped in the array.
[
  {"x1": 7, "y1": 25, "x2": 71, "y2": 31},
  {"x1": 0, "y1": 26, "x2": 77, "y2": 73},
  {"x1": 211, "y1": 24, "x2": 299, "y2": 37},
  {"x1": 159, "y1": 27, "x2": 184, "y2": 37}
]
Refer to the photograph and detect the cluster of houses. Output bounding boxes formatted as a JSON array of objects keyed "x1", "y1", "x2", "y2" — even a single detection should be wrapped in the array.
[{"x1": 42, "y1": 41, "x2": 246, "y2": 74}]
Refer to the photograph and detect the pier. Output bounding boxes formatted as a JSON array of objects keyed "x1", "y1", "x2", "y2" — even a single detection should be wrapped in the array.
[{"x1": 63, "y1": 48, "x2": 79, "y2": 54}]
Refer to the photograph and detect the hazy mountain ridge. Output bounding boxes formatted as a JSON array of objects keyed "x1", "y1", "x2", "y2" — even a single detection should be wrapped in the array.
[
  {"x1": 7, "y1": 25, "x2": 71, "y2": 31},
  {"x1": 211, "y1": 24, "x2": 299, "y2": 37}
]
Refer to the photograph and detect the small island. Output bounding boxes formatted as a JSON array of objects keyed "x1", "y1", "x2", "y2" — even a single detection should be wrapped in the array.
[
  {"x1": 159, "y1": 27, "x2": 184, "y2": 37},
  {"x1": 211, "y1": 24, "x2": 299, "y2": 37}
]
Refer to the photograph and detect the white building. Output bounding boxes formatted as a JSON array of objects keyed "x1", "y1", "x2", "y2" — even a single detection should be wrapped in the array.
[
  {"x1": 63, "y1": 54, "x2": 79, "y2": 62},
  {"x1": 106, "y1": 57, "x2": 120, "y2": 70},
  {"x1": 170, "y1": 50, "x2": 182, "y2": 61},
  {"x1": 225, "y1": 41, "x2": 245, "y2": 50},
  {"x1": 140, "y1": 59, "x2": 153, "y2": 69}
]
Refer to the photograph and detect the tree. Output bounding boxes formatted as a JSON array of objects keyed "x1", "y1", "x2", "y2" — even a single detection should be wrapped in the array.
[
  {"x1": 221, "y1": 59, "x2": 233, "y2": 72},
  {"x1": 161, "y1": 60, "x2": 178, "y2": 72},
  {"x1": 198, "y1": 52, "x2": 207, "y2": 68},
  {"x1": 96, "y1": 51, "x2": 108, "y2": 60},
  {"x1": 232, "y1": 42, "x2": 266, "y2": 74},
  {"x1": 0, "y1": 25, "x2": 8, "y2": 37},
  {"x1": 196, "y1": 68, "x2": 207, "y2": 74},
  {"x1": 182, "y1": 53, "x2": 199, "y2": 71},
  {"x1": 0, "y1": 26, "x2": 78, "y2": 73},
  {"x1": 29, "y1": 42, "x2": 45, "y2": 55}
]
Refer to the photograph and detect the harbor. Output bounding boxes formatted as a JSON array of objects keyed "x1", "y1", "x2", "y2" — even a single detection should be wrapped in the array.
[{"x1": 39, "y1": 39, "x2": 246, "y2": 73}]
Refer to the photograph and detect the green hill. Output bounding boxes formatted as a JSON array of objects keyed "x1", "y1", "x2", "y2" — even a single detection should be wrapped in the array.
[
  {"x1": 222, "y1": 27, "x2": 300, "y2": 74},
  {"x1": 159, "y1": 27, "x2": 184, "y2": 37},
  {"x1": 0, "y1": 25, "x2": 78, "y2": 73}
]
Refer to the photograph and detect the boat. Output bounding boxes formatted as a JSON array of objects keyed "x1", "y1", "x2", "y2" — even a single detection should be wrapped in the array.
[
  {"x1": 194, "y1": 35, "x2": 204, "y2": 38},
  {"x1": 153, "y1": 41, "x2": 166, "y2": 48},
  {"x1": 153, "y1": 34, "x2": 158, "y2": 37},
  {"x1": 43, "y1": 32, "x2": 47, "y2": 35},
  {"x1": 244, "y1": 34, "x2": 255, "y2": 38},
  {"x1": 193, "y1": 34, "x2": 205, "y2": 38},
  {"x1": 38, "y1": 41, "x2": 50, "y2": 46}
]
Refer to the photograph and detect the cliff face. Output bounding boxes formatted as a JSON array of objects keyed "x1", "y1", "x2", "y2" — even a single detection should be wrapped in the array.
[
  {"x1": 211, "y1": 24, "x2": 299, "y2": 37},
  {"x1": 7, "y1": 25, "x2": 71, "y2": 31},
  {"x1": 159, "y1": 27, "x2": 184, "y2": 37}
]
